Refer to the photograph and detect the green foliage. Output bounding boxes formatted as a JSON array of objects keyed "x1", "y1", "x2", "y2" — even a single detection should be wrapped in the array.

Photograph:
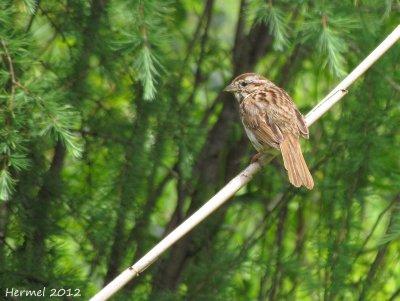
[
  {"x1": 301, "y1": 13, "x2": 358, "y2": 77},
  {"x1": 0, "y1": 0, "x2": 399, "y2": 300},
  {"x1": 380, "y1": 205, "x2": 400, "y2": 244},
  {"x1": 0, "y1": 168, "x2": 15, "y2": 200},
  {"x1": 21, "y1": 0, "x2": 38, "y2": 14},
  {"x1": 113, "y1": 0, "x2": 173, "y2": 100},
  {"x1": 37, "y1": 101, "x2": 82, "y2": 157},
  {"x1": 253, "y1": 1, "x2": 289, "y2": 50}
]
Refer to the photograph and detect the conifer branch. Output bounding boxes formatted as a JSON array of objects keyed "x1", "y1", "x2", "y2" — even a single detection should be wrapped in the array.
[
  {"x1": 1, "y1": 40, "x2": 16, "y2": 108},
  {"x1": 38, "y1": 6, "x2": 72, "y2": 52},
  {"x1": 90, "y1": 25, "x2": 400, "y2": 301}
]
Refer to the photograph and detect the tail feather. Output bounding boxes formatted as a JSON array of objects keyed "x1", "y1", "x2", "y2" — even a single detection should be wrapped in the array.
[{"x1": 280, "y1": 134, "x2": 314, "y2": 190}]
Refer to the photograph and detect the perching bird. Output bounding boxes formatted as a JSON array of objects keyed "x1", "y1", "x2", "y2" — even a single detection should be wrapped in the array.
[{"x1": 224, "y1": 73, "x2": 314, "y2": 189}]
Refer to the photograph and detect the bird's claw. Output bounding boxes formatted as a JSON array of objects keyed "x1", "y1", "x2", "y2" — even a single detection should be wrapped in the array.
[{"x1": 251, "y1": 153, "x2": 263, "y2": 163}]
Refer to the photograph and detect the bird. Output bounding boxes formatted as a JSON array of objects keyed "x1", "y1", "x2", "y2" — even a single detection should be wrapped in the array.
[{"x1": 224, "y1": 72, "x2": 314, "y2": 189}]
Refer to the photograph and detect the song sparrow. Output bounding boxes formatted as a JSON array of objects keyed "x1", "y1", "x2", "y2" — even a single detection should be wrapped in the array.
[{"x1": 224, "y1": 73, "x2": 314, "y2": 189}]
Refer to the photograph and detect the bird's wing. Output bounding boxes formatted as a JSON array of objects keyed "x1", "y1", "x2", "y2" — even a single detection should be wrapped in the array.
[
  {"x1": 294, "y1": 109, "x2": 309, "y2": 139},
  {"x1": 265, "y1": 86, "x2": 307, "y2": 138},
  {"x1": 241, "y1": 99, "x2": 282, "y2": 149}
]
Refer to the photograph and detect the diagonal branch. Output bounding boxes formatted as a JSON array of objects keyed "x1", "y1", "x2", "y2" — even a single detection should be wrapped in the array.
[
  {"x1": 1, "y1": 40, "x2": 16, "y2": 109},
  {"x1": 90, "y1": 25, "x2": 400, "y2": 301}
]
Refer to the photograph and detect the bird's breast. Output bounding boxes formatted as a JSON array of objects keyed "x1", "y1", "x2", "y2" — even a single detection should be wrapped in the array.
[{"x1": 243, "y1": 124, "x2": 263, "y2": 151}]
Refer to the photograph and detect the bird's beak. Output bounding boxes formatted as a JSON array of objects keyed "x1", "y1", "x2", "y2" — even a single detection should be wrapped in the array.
[{"x1": 224, "y1": 83, "x2": 236, "y2": 92}]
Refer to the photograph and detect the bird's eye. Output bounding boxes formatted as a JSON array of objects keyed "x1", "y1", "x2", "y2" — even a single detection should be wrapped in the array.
[{"x1": 240, "y1": 81, "x2": 248, "y2": 87}]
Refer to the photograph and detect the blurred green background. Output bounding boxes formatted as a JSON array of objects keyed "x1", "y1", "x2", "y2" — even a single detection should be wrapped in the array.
[{"x1": 0, "y1": 0, "x2": 399, "y2": 300}]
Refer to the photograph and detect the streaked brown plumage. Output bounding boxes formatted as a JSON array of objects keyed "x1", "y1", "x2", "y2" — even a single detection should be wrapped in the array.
[{"x1": 224, "y1": 73, "x2": 314, "y2": 189}]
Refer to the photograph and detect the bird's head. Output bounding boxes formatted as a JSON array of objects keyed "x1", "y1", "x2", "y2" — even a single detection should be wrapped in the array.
[{"x1": 224, "y1": 73, "x2": 269, "y2": 102}]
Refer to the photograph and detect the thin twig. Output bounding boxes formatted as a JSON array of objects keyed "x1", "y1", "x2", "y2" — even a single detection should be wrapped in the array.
[
  {"x1": 358, "y1": 196, "x2": 400, "y2": 301},
  {"x1": 186, "y1": 0, "x2": 214, "y2": 106},
  {"x1": 383, "y1": 75, "x2": 400, "y2": 92},
  {"x1": 1, "y1": 40, "x2": 16, "y2": 108},
  {"x1": 389, "y1": 288, "x2": 400, "y2": 301},
  {"x1": 38, "y1": 5, "x2": 73, "y2": 56},
  {"x1": 175, "y1": 0, "x2": 215, "y2": 85},
  {"x1": 352, "y1": 194, "x2": 399, "y2": 265}
]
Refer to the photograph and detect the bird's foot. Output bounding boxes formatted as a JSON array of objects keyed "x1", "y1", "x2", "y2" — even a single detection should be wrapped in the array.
[{"x1": 251, "y1": 153, "x2": 263, "y2": 163}]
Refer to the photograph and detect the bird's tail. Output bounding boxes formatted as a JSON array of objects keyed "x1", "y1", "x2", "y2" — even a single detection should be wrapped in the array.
[{"x1": 280, "y1": 134, "x2": 314, "y2": 190}]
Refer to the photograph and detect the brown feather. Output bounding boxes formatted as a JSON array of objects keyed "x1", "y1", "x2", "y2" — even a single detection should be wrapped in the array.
[
  {"x1": 280, "y1": 134, "x2": 314, "y2": 189},
  {"x1": 294, "y1": 109, "x2": 309, "y2": 139},
  {"x1": 240, "y1": 99, "x2": 281, "y2": 149}
]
